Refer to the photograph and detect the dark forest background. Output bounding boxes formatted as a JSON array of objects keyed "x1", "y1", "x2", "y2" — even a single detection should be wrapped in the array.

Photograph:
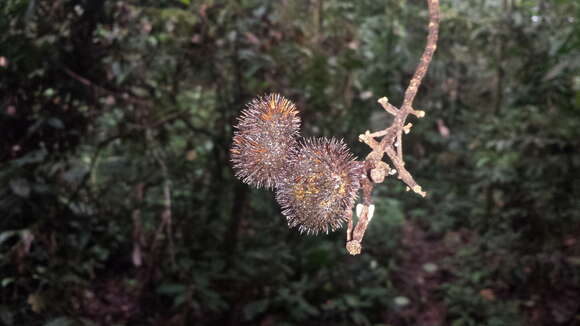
[{"x1": 1, "y1": 0, "x2": 580, "y2": 325}]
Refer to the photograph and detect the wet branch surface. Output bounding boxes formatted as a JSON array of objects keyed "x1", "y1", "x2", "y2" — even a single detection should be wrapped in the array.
[{"x1": 346, "y1": 0, "x2": 440, "y2": 255}]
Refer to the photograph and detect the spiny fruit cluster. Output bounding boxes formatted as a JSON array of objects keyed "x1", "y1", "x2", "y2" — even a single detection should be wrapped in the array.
[{"x1": 231, "y1": 93, "x2": 362, "y2": 234}]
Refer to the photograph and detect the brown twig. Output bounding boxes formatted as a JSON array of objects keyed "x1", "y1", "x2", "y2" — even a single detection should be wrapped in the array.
[
  {"x1": 147, "y1": 130, "x2": 177, "y2": 268},
  {"x1": 63, "y1": 67, "x2": 150, "y2": 106},
  {"x1": 346, "y1": 0, "x2": 440, "y2": 255}
]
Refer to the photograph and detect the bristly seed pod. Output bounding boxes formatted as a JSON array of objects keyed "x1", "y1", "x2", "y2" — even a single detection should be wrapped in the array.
[
  {"x1": 275, "y1": 137, "x2": 363, "y2": 235},
  {"x1": 230, "y1": 93, "x2": 301, "y2": 189}
]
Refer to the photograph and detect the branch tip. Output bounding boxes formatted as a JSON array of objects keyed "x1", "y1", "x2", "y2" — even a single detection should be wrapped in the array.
[
  {"x1": 359, "y1": 131, "x2": 369, "y2": 143},
  {"x1": 378, "y1": 97, "x2": 399, "y2": 116},
  {"x1": 413, "y1": 185, "x2": 427, "y2": 197},
  {"x1": 412, "y1": 110, "x2": 426, "y2": 118},
  {"x1": 346, "y1": 240, "x2": 361, "y2": 255}
]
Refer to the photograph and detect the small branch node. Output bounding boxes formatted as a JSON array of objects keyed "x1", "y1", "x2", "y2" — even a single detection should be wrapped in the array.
[
  {"x1": 359, "y1": 130, "x2": 374, "y2": 145},
  {"x1": 370, "y1": 161, "x2": 390, "y2": 183},
  {"x1": 358, "y1": 133, "x2": 367, "y2": 143},
  {"x1": 403, "y1": 123, "x2": 413, "y2": 134},
  {"x1": 412, "y1": 110, "x2": 426, "y2": 118}
]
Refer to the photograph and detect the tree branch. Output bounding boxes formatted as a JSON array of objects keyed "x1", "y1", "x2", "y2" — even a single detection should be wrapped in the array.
[{"x1": 346, "y1": 0, "x2": 440, "y2": 255}]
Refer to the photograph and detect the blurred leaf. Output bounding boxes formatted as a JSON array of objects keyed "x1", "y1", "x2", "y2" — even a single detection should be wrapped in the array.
[
  {"x1": 44, "y1": 317, "x2": 75, "y2": 326},
  {"x1": 1, "y1": 278, "x2": 14, "y2": 287},
  {"x1": 344, "y1": 294, "x2": 360, "y2": 307},
  {"x1": 0, "y1": 305, "x2": 13, "y2": 326},
  {"x1": 27, "y1": 293, "x2": 44, "y2": 313},
  {"x1": 9, "y1": 178, "x2": 30, "y2": 198},
  {"x1": 157, "y1": 283, "x2": 187, "y2": 295},
  {"x1": 423, "y1": 263, "x2": 438, "y2": 273},
  {"x1": 0, "y1": 231, "x2": 18, "y2": 245},
  {"x1": 394, "y1": 296, "x2": 410, "y2": 307},
  {"x1": 243, "y1": 299, "x2": 269, "y2": 320},
  {"x1": 47, "y1": 117, "x2": 64, "y2": 129}
]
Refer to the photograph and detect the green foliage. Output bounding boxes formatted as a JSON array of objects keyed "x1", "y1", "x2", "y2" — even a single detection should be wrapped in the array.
[{"x1": 1, "y1": 0, "x2": 579, "y2": 325}]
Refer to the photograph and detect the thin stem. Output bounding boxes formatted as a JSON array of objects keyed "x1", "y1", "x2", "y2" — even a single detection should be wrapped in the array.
[{"x1": 347, "y1": 0, "x2": 439, "y2": 255}]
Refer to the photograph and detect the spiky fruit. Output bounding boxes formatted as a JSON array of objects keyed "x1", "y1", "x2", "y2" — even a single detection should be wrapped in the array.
[
  {"x1": 230, "y1": 93, "x2": 301, "y2": 189},
  {"x1": 275, "y1": 137, "x2": 363, "y2": 234}
]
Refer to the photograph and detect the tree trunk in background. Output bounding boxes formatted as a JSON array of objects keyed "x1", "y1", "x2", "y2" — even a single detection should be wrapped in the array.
[{"x1": 223, "y1": 23, "x2": 249, "y2": 264}]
